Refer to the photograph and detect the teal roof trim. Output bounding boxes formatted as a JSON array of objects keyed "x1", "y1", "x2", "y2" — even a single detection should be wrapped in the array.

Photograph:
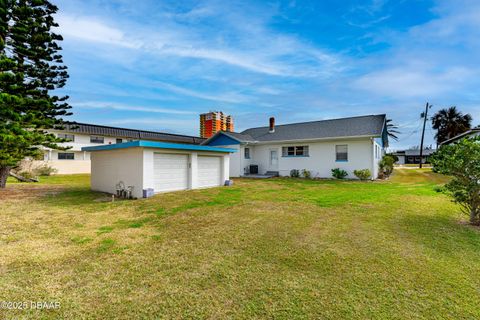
[{"x1": 82, "y1": 140, "x2": 236, "y2": 153}]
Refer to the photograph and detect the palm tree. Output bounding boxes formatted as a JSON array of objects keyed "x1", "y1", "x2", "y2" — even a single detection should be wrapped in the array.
[
  {"x1": 386, "y1": 118, "x2": 400, "y2": 141},
  {"x1": 431, "y1": 107, "x2": 472, "y2": 144}
]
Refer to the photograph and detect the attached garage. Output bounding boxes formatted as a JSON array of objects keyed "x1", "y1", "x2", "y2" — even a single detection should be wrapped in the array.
[
  {"x1": 83, "y1": 141, "x2": 234, "y2": 198},
  {"x1": 198, "y1": 156, "x2": 222, "y2": 188}
]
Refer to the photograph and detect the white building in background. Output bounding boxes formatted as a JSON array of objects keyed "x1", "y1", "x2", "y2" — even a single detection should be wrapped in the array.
[
  {"x1": 40, "y1": 123, "x2": 205, "y2": 174},
  {"x1": 203, "y1": 114, "x2": 388, "y2": 179}
]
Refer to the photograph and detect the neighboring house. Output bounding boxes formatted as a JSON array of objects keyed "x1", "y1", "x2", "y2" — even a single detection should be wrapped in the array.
[
  {"x1": 391, "y1": 149, "x2": 436, "y2": 165},
  {"x1": 203, "y1": 114, "x2": 388, "y2": 179},
  {"x1": 439, "y1": 127, "x2": 480, "y2": 146},
  {"x1": 38, "y1": 123, "x2": 205, "y2": 174}
]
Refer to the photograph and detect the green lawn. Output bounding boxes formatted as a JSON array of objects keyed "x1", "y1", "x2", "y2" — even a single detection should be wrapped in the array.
[{"x1": 1, "y1": 169, "x2": 479, "y2": 319}]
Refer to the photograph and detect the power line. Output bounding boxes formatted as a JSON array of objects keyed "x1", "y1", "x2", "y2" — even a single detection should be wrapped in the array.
[{"x1": 396, "y1": 118, "x2": 423, "y2": 142}]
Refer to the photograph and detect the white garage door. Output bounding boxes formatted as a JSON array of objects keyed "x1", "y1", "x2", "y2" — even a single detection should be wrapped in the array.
[
  {"x1": 154, "y1": 153, "x2": 189, "y2": 192},
  {"x1": 198, "y1": 156, "x2": 222, "y2": 188}
]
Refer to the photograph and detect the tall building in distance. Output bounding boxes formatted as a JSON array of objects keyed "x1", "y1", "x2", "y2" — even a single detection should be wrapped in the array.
[{"x1": 199, "y1": 111, "x2": 234, "y2": 138}]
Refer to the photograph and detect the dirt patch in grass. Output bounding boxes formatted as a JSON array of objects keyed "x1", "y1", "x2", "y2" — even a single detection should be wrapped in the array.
[{"x1": 0, "y1": 184, "x2": 65, "y2": 200}]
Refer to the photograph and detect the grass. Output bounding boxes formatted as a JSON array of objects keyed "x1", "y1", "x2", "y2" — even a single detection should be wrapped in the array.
[{"x1": 1, "y1": 169, "x2": 479, "y2": 319}]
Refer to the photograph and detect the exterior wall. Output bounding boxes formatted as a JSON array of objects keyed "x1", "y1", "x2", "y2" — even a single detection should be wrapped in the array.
[
  {"x1": 240, "y1": 145, "x2": 255, "y2": 174},
  {"x1": 372, "y1": 139, "x2": 384, "y2": 179},
  {"x1": 247, "y1": 138, "x2": 377, "y2": 179},
  {"x1": 47, "y1": 131, "x2": 123, "y2": 151},
  {"x1": 223, "y1": 144, "x2": 255, "y2": 177},
  {"x1": 221, "y1": 145, "x2": 241, "y2": 177},
  {"x1": 33, "y1": 160, "x2": 91, "y2": 174},
  {"x1": 396, "y1": 155, "x2": 406, "y2": 165},
  {"x1": 41, "y1": 150, "x2": 92, "y2": 174},
  {"x1": 90, "y1": 148, "x2": 144, "y2": 199},
  {"x1": 40, "y1": 132, "x2": 130, "y2": 174},
  {"x1": 39, "y1": 129, "x2": 169, "y2": 174}
]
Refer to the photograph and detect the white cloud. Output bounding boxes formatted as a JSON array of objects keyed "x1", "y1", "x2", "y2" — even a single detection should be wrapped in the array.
[
  {"x1": 55, "y1": 7, "x2": 342, "y2": 78},
  {"x1": 72, "y1": 101, "x2": 196, "y2": 115},
  {"x1": 105, "y1": 118, "x2": 198, "y2": 135},
  {"x1": 158, "y1": 46, "x2": 286, "y2": 76},
  {"x1": 354, "y1": 67, "x2": 473, "y2": 98},
  {"x1": 56, "y1": 14, "x2": 141, "y2": 49},
  {"x1": 107, "y1": 118, "x2": 192, "y2": 126},
  {"x1": 153, "y1": 82, "x2": 251, "y2": 104}
]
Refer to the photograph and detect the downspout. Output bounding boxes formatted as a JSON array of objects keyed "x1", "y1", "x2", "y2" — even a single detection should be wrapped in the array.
[{"x1": 371, "y1": 137, "x2": 375, "y2": 180}]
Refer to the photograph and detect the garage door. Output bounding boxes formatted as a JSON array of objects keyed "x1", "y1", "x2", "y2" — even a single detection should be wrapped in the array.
[
  {"x1": 154, "y1": 153, "x2": 189, "y2": 192},
  {"x1": 198, "y1": 156, "x2": 222, "y2": 188}
]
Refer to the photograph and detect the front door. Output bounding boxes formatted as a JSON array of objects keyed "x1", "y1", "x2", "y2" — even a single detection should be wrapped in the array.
[{"x1": 269, "y1": 149, "x2": 279, "y2": 171}]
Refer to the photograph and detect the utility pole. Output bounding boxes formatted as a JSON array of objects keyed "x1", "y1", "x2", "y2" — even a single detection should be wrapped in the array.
[{"x1": 419, "y1": 102, "x2": 432, "y2": 168}]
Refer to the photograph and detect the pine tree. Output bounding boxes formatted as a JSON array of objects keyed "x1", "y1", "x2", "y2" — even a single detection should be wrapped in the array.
[{"x1": 0, "y1": 0, "x2": 70, "y2": 188}]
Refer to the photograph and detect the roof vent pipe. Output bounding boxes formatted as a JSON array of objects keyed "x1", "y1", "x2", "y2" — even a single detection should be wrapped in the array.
[{"x1": 269, "y1": 117, "x2": 275, "y2": 133}]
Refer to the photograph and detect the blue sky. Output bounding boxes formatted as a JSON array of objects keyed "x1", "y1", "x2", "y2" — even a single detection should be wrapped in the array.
[{"x1": 54, "y1": 0, "x2": 480, "y2": 150}]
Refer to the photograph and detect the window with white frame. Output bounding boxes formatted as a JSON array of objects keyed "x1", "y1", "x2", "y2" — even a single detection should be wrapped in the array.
[
  {"x1": 116, "y1": 138, "x2": 123, "y2": 144},
  {"x1": 90, "y1": 136, "x2": 104, "y2": 143},
  {"x1": 58, "y1": 152, "x2": 75, "y2": 160},
  {"x1": 282, "y1": 146, "x2": 309, "y2": 157},
  {"x1": 58, "y1": 133, "x2": 74, "y2": 142},
  {"x1": 336, "y1": 145, "x2": 348, "y2": 161},
  {"x1": 244, "y1": 147, "x2": 250, "y2": 159}
]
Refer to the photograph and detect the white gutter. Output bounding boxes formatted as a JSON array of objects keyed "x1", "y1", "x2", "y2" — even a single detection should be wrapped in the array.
[{"x1": 248, "y1": 134, "x2": 380, "y2": 145}]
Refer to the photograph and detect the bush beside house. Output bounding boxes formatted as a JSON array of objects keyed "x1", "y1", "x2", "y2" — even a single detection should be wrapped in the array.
[
  {"x1": 331, "y1": 168, "x2": 348, "y2": 179},
  {"x1": 354, "y1": 169, "x2": 371, "y2": 180},
  {"x1": 378, "y1": 155, "x2": 396, "y2": 179}
]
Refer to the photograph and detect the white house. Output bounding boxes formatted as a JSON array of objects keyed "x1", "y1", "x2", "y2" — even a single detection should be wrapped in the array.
[
  {"x1": 82, "y1": 141, "x2": 234, "y2": 198},
  {"x1": 38, "y1": 123, "x2": 205, "y2": 174},
  {"x1": 439, "y1": 127, "x2": 480, "y2": 146},
  {"x1": 203, "y1": 114, "x2": 388, "y2": 179}
]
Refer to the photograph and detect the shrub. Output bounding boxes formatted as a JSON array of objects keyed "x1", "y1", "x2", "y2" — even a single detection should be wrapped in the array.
[
  {"x1": 353, "y1": 169, "x2": 371, "y2": 180},
  {"x1": 378, "y1": 155, "x2": 396, "y2": 178},
  {"x1": 386, "y1": 153, "x2": 399, "y2": 163},
  {"x1": 301, "y1": 169, "x2": 312, "y2": 179},
  {"x1": 331, "y1": 168, "x2": 348, "y2": 179},
  {"x1": 430, "y1": 137, "x2": 480, "y2": 225},
  {"x1": 34, "y1": 163, "x2": 57, "y2": 176},
  {"x1": 290, "y1": 169, "x2": 300, "y2": 178}
]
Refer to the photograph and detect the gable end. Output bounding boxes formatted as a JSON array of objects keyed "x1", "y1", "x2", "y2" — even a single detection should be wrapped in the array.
[{"x1": 206, "y1": 133, "x2": 241, "y2": 146}]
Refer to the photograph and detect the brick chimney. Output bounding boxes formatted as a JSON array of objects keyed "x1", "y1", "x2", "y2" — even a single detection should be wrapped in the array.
[{"x1": 269, "y1": 117, "x2": 275, "y2": 133}]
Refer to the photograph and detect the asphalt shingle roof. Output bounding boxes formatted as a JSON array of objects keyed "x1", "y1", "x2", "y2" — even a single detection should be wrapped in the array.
[
  {"x1": 238, "y1": 114, "x2": 386, "y2": 142},
  {"x1": 222, "y1": 131, "x2": 256, "y2": 142},
  {"x1": 402, "y1": 149, "x2": 436, "y2": 156}
]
